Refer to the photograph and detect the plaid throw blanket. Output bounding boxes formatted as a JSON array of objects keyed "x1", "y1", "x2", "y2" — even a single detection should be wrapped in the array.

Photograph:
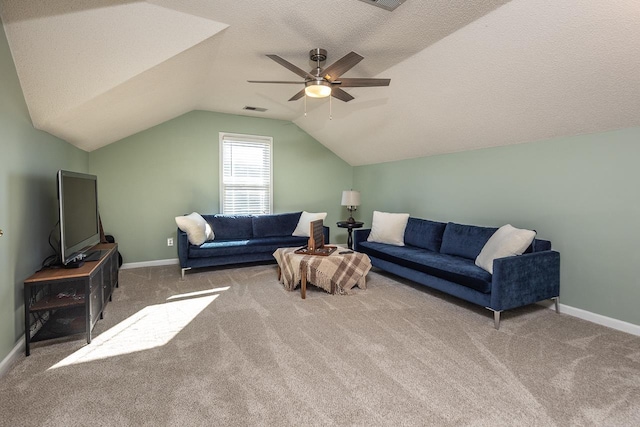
[{"x1": 273, "y1": 247, "x2": 372, "y2": 295}]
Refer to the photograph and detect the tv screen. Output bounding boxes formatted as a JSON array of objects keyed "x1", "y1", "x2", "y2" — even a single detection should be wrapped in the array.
[{"x1": 57, "y1": 170, "x2": 100, "y2": 266}]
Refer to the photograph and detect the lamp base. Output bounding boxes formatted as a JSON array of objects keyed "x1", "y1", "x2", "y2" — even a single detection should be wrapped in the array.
[{"x1": 346, "y1": 216, "x2": 356, "y2": 224}]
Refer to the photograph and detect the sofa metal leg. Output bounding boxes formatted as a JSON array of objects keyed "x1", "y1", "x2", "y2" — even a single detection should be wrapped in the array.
[
  {"x1": 181, "y1": 267, "x2": 191, "y2": 280},
  {"x1": 486, "y1": 308, "x2": 502, "y2": 329},
  {"x1": 553, "y1": 296, "x2": 560, "y2": 313}
]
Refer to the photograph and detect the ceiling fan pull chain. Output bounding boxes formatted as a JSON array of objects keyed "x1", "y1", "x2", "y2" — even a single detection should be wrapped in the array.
[
  {"x1": 304, "y1": 93, "x2": 307, "y2": 117},
  {"x1": 329, "y1": 94, "x2": 332, "y2": 120}
]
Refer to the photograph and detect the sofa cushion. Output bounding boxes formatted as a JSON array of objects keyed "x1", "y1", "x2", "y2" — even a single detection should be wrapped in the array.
[
  {"x1": 524, "y1": 238, "x2": 551, "y2": 253},
  {"x1": 253, "y1": 212, "x2": 301, "y2": 238},
  {"x1": 403, "y1": 217, "x2": 447, "y2": 252},
  {"x1": 190, "y1": 240, "x2": 253, "y2": 258},
  {"x1": 367, "y1": 211, "x2": 410, "y2": 246},
  {"x1": 208, "y1": 215, "x2": 254, "y2": 240},
  {"x1": 475, "y1": 224, "x2": 536, "y2": 274},
  {"x1": 359, "y1": 241, "x2": 492, "y2": 293},
  {"x1": 440, "y1": 222, "x2": 498, "y2": 260},
  {"x1": 247, "y1": 236, "x2": 308, "y2": 247},
  {"x1": 189, "y1": 235, "x2": 307, "y2": 258}
]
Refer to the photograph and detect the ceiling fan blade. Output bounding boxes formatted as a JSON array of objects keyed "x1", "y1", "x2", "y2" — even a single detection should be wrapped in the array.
[
  {"x1": 331, "y1": 87, "x2": 355, "y2": 102},
  {"x1": 336, "y1": 78, "x2": 391, "y2": 87},
  {"x1": 288, "y1": 89, "x2": 305, "y2": 101},
  {"x1": 322, "y1": 52, "x2": 364, "y2": 81},
  {"x1": 266, "y1": 54, "x2": 315, "y2": 80},
  {"x1": 247, "y1": 80, "x2": 304, "y2": 84}
]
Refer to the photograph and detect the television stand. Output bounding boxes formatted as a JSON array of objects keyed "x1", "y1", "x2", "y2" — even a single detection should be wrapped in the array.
[
  {"x1": 24, "y1": 243, "x2": 119, "y2": 356},
  {"x1": 83, "y1": 250, "x2": 104, "y2": 262},
  {"x1": 63, "y1": 259, "x2": 85, "y2": 269},
  {"x1": 62, "y1": 249, "x2": 105, "y2": 268}
]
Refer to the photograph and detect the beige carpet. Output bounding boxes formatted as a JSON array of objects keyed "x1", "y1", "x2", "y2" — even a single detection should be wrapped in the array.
[{"x1": 1, "y1": 264, "x2": 640, "y2": 426}]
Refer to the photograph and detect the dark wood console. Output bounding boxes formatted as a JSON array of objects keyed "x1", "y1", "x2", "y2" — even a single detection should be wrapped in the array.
[{"x1": 23, "y1": 243, "x2": 119, "y2": 356}]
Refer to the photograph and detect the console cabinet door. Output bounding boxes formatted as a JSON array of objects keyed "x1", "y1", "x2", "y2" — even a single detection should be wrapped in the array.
[
  {"x1": 89, "y1": 272, "x2": 103, "y2": 328},
  {"x1": 102, "y1": 254, "x2": 113, "y2": 305},
  {"x1": 111, "y1": 252, "x2": 119, "y2": 289}
]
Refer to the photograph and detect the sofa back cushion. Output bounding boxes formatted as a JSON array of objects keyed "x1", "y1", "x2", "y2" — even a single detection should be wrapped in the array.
[
  {"x1": 403, "y1": 218, "x2": 447, "y2": 252},
  {"x1": 252, "y1": 212, "x2": 302, "y2": 238},
  {"x1": 525, "y1": 238, "x2": 551, "y2": 253},
  {"x1": 207, "y1": 214, "x2": 254, "y2": 240},
  {"x1": 440, "y1": 222, "x2": 498, "y2": 260}
]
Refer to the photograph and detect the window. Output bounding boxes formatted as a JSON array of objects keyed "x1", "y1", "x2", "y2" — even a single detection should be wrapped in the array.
[{"x1": 219, "y1": 133, "x2": 273, "y2": 215}]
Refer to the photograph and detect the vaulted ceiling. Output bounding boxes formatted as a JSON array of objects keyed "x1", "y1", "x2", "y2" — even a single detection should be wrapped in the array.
[{"x1": 2, "y1": 0, "x2": 640, "y2": 166}]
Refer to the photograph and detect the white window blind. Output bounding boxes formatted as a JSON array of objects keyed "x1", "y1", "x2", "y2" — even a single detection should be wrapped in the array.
[{"x1": 220, "y1": 133, "x2": 273, "y2": 215}]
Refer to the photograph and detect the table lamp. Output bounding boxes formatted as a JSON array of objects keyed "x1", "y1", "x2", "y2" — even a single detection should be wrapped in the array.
[{"x1": 341, "y1": 190, "x2": 361, "y2": 224}]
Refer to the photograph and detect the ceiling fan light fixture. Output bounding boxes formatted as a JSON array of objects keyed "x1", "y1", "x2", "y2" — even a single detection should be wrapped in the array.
[{"x1": 305, "y1": 81, "x2": 332, "y2": 98}]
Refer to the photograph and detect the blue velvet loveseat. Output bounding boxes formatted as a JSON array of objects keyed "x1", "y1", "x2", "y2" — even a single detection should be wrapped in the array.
[
  {"x1": 354, "y1": 218, "x2": 560, "y2": 328},
  {"x1": 178, "y1": 212, "x2": 329, "y2": 278}
]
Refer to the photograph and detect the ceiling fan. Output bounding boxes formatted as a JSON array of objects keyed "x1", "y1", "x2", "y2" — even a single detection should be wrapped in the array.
[{"x1": 248, "y1": 48, "x2": 390, "y2": 102}]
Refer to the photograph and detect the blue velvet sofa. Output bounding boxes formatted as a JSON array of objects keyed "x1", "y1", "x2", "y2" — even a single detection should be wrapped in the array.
[
  {"x1": 178, "y1": 212, "x2": 329, "y2": 278},
  {"x1": 354, "y1": 218, "x2": 560, "y2": 328}
]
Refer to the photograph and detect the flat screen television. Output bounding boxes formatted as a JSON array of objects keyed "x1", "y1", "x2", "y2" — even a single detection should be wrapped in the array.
[{"x1": 57, "y1": 170, "x2": 101, "y2": 267}]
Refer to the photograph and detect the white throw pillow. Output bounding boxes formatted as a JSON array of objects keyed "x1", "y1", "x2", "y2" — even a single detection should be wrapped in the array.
[
  {"x1": 175, "y1": 212, "x2": 214, "y2": 246},
  {"x1": 367, "y1": 211, "x2": 410, "y2": 246},
  {"x1": 475, "y1": 224, "x2": 536, "y2": 274},
  {"x1": 292, "y1": 211, "x2": 327, "y2": 237},
  {"x1": 205, "y1": 222, "x2": 215, "y2": 241}
]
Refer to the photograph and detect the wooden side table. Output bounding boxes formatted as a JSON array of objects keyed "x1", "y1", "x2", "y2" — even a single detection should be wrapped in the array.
[{"x1": 336, "y1": 221, "x2": 364, "y2": 250}]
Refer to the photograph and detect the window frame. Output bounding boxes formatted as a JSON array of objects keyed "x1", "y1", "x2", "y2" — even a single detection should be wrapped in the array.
[{"x1": 219, "y1": 132, "x2": 273, "y2": 215}]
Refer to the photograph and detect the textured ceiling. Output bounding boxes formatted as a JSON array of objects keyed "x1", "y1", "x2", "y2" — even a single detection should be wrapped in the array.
[{"x1": 1, "y1": 0, "x2": 640, "y2": 166}]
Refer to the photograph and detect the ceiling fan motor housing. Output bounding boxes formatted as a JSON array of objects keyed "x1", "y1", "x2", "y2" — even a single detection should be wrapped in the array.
[{"x1": 309, "y1": 48, "x2": 327, "y2": 63}]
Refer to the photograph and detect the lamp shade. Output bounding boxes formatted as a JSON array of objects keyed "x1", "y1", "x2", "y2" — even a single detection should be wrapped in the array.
[{"x1": 341, "y1": 190, "x2": 361, "y2": 207}]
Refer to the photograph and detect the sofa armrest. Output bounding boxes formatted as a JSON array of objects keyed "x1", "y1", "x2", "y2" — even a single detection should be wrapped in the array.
[
  {"x1": 353, "y1": 229, "x2": 371, "y2": 251},
  {"x1": 490, "y1": 250, "x2": 560, "y2": 311},
  {"x1": 177, "y1": 228, "x2": 190, "y2": 268}
]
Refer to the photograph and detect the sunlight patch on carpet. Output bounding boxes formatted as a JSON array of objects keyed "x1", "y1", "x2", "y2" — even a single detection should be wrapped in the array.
[
  {"x1": 166, "y1": 286, "x2": 230, "y2": 301},
  {"x1": 48, "y1": 288, "x2": 228, "y2": 369}
]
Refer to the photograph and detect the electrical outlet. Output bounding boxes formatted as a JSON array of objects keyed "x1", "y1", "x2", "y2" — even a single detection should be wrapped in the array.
[{"x1": 167, "y1": 238, "x2": 174, "y2": 247}]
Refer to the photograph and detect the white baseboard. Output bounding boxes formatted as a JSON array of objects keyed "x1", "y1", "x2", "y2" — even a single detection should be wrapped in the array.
[
  {"x1": 0, "y1": 337, "x2": 25, "y2": 379},
  {"x1": 120, "y1": 258, "x2": 179, "y2": 270},
  {"x1": 538, "y1": 300, "x2": 640, "y2": 336}
]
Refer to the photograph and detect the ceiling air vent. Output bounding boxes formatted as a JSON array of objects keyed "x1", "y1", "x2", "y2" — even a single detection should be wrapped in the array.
[
  {"x1": 243, "y1": 106, "x2": 267, "y2": 112},
  {"x1": 356, "y1": 0, "x2": 405, "y2": 12}
]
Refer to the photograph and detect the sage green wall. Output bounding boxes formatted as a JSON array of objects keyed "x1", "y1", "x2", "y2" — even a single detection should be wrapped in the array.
[
  {"x1": 88, "y1": 110, "x2": 353, "y2": 263},
  {"x1": 0, "y1": 21, "x2": 88, "y2": 363},
  {"x1": 354, "y1": 128, "x2": 640, "y2": 326}
]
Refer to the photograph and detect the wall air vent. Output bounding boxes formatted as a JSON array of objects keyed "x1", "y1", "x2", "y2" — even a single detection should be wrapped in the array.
[
  {"x1": 243, "y1": 106, "x2": 267, "y2": 112},
  {"x1": 356, "y1": 0, "x2": 405, "y2": 12}
]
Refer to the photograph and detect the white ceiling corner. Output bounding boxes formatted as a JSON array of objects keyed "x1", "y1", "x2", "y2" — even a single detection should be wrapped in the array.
[
  {"x1": 1, "y1": 0, "x2": 640, "y2": 165},
  {"x1": 1, "y1": 0, "x2": 227, "y2": 150},
  {"x1": 296, "y1": 0, "x2": 640, "y2": 165}
]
